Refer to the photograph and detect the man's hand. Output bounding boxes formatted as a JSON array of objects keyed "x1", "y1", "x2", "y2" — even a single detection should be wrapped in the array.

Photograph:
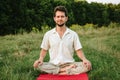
[
  {"x1": 83, "y1": 59, "x2": 92, "y2": 70},
  {"x1": 33, "y1": 60, "x2": 43, "y2": 68}
]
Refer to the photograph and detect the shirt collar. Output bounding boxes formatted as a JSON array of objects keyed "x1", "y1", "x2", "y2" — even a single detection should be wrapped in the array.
[{"x1": 52, "y1": 27, "x2": 70, "y2": 34}]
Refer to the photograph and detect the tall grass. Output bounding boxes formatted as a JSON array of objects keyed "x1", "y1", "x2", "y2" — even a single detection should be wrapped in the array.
[{"x1": 0, "y1": 23, "x2": 120, "y2": 80}]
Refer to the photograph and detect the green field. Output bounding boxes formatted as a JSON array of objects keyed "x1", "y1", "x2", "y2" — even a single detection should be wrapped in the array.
[{"x1": 0, "y1": 25, "x2": 120, "y2": 80}]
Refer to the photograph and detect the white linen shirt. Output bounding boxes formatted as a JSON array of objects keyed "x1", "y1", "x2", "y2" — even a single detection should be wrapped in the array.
[{"x1": 41, "y1": 28, "x2": 82, "y2": 65}]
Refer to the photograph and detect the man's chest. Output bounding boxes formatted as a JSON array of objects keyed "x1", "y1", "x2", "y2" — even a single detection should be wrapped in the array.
[{"x1": 48, "y1": 34, "x2": 74, "y2": 47}]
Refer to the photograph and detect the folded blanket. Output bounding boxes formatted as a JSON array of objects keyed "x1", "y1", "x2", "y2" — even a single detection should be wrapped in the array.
[{"x1": 37, "y1": 73, "x2": 88, "y2": 80}]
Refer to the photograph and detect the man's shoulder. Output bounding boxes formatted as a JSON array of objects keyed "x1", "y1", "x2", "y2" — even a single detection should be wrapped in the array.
[{"x1": 44, "y1": 28, "x2": 55, "y2": 35}]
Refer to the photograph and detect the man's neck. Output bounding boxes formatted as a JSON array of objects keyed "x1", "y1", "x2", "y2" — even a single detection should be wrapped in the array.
[
  {"x1": 56, "y1": 25, "x2": 67, "y2": 38},
  {"x1": 56, "y1": 25, "x2": 66, "y2": 33}
]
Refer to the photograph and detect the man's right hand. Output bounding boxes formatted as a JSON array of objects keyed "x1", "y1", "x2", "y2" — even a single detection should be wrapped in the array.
[{"x1": 33, "y1": 60, "x2": 43, "y2": 68}]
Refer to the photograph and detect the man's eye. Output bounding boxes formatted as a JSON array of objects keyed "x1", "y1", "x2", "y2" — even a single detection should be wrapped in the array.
[
  {"x1": 57, "y1": 16, "x2": 60, "y2": 18},
  {"x1": 56, "y1": 16, "x2": 65, "y2": 18}
]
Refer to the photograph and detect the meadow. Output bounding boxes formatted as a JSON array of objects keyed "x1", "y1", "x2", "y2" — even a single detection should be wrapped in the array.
[{"x1": 0, "y1": 23, "x2": 120, "y2": 80}]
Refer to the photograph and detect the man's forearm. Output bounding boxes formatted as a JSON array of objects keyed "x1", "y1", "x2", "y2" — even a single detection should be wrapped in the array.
[
  {"x1": 39, "y1": 49, "x2": 47, "y2": 61},
  {"x1": 76, "y1": 49, "x2": 87, "y2": 61}
]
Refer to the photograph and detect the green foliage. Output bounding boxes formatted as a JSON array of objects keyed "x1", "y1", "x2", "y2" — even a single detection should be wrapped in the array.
[
  {"x1": 32, "y1": 27, "x2": 39, "y2": 33},
  {"x1": 70, "y1": 23, "x2": 97, "y2": 32},
  {"x1": 108, "y1": 22, "x2": 120, "y2": 28},
  {"x1": 0, "y1": 0, "x2": 120, "y2": 35}
]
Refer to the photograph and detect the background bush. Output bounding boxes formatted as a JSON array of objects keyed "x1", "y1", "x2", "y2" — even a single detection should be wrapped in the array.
[{"x1": 0, "y1": 0, "x2": 120, "y2": 35}]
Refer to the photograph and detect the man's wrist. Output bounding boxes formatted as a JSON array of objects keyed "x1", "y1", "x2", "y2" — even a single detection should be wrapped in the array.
[
  {"x1": 38, "y1": 57, "x2": 43, "y2": 61},
  {"x1": 82, "y1": 58, "x2": 87, "y2": 61}
]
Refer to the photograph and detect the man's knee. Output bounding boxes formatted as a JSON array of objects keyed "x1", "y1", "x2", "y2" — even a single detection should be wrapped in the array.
[{"x1": 37, "y1": 62, "x2": 60, "y2": 74}]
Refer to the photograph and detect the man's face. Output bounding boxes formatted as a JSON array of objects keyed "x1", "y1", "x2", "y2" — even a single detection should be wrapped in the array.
[{"x1": 54, "y1": 11, "x2": 68, "y2": 27}]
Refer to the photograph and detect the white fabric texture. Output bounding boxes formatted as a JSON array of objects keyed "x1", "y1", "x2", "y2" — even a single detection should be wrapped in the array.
[{"x1": 41, "y1": 28, "x2": 82, "y2": 65}]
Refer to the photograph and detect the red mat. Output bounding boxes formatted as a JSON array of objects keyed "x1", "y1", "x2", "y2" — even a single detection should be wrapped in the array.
[{"x1": 37, "y1": 73, "x2": 88, "y2": 80}]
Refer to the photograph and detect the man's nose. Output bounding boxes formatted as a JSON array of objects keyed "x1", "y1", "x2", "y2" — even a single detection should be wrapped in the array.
[{"x1": 58, "y1": 17, "x2": 62, "y2": 19}]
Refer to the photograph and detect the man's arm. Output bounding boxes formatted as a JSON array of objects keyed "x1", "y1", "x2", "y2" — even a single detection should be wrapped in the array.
[
  {"x1": 76, "y1": 49, "x2": 87, "y2": 61},
  {"x1": 76, "y1": 49, "x2": 92, "y2": 70},
  {"x1": 33, "y1": 49, "x2": 47, "y2": 68},
  {"x1": 39, "y1": 49, "x2": 47, "y2": 62}
]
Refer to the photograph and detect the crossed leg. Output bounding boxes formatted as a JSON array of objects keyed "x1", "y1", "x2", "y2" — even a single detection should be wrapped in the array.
[
  {"x1": 34, "y1": 62, "x2": 89, "y2": 75},
  {"x1": 59, "y1": 64, "x2": 77, "y2": 75}
]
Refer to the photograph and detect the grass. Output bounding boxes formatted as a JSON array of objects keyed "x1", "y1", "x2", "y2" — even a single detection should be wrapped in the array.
[{"x1": 0, "y1": 25, "x2": 120, "y2": 80}]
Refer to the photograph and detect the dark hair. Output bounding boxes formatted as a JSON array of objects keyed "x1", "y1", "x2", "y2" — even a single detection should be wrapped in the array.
[{"x1": 53, "y1": 6, "x2": 68, "y2": 17}]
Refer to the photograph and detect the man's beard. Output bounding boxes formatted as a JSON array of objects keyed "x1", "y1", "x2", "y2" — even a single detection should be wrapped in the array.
[{"x1": 56, "y1": 23, "x2": 65, "y2": 27}]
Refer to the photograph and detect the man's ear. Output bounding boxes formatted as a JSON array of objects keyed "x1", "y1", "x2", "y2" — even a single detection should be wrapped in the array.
[{"x1": 66, "y1": 16, "x2": 68, "y2": 22}]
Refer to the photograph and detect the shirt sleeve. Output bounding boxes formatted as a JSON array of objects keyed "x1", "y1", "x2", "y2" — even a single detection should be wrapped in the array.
[
  {"x1": 73, "y1": 32, "x2": 82, "y2": 50},
  {"x1": 40, "y1": 32, "x2": 50, "y2": 50}
]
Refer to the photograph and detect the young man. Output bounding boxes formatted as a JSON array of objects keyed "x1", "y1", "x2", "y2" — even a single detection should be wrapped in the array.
[{"x1": 33, "y1": 6, "x2": 92, "y2": 75}]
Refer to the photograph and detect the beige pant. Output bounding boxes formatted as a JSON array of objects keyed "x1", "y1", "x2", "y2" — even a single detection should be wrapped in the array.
[{"x1": 37, "y1": 62, "x2": 89, "y2": 75}]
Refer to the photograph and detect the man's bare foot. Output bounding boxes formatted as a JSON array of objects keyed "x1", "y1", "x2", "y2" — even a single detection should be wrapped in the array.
[
  {"x1": 59, "y1": 71, "x2": 67, "y2": 75},
  {"x1": 59, "y1": 64, "x2": 77, "y2": 75},
  {"x1": 66, "y1": 64, "x2": 77, "y2": 70}
]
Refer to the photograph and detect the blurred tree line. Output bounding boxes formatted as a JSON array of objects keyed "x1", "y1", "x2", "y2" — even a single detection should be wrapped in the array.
[{"x1": 0, "y1": 0, "x2": 120, "y2": 35}]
